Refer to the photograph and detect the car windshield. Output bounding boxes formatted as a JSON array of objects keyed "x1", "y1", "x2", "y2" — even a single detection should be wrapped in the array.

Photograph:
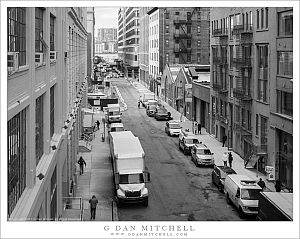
[
  {"x1": 149, "y1": 105, "x2": 156, "y2": 110},
  {"x1": 119, "y1": 173, "x2": 144, "y2": 184},
  {"x1": 169, "y1": 123, "x2": 181, "y2": 129},
  {"x1": 240, "y1": 189, "x2": 261, "y2": 200},
  {"x1": 157, "y1": 109, "x2": 168, "y2": 114},
  {"x1": 185, "y1": 138, "x2": 199, "y2": 144},
  {"x1": 148, "y1": 102, "x2": 157, "y2": 106},
  {"x1": 197, "y1": 149, "x2": 212, "y2": 155}
]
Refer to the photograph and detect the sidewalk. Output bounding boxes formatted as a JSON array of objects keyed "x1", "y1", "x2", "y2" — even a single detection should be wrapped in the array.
[
  {"x1": 75, "y1": 111, "x2": 119, "y2": 221},
  {"x1": 129, "y1": 78, "x2": 277, "y2": 192}
]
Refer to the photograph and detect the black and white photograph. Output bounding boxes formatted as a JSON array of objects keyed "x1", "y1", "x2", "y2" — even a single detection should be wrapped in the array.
[{"x1": 1, "y1": 1, "x2": 299, "y2": 238}]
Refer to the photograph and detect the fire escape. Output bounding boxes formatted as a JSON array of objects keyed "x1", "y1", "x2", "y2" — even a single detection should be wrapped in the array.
[
  {"x1": 212, "y1": 25, "x2": 229, "y2": 126},
  {"x1": 173, "y1": 8, "x2": 199, "y2": 63}
]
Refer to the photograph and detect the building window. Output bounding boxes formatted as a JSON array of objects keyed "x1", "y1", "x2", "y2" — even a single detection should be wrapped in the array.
[
  {"x1": 165, "y1": 11, "x2": 169, "y2": 19},
  {"x1": 197, "y1": 40, "x2": 201, "y2": 48},
  {"x1": 8, "y1": 108, "x2": 27, "y2": 217},
  {"x1": 165, "y1": 25, "x2": 169, "y2": 34},
  {"x1": 50, "y1": 14, "x2": 55, "y2": 51},
  {"x1": 257, "y1": 45, "x2": 268, "y2": 102},
  {"x1": 229, "y1": 15, "x2": 233, "y2": 39},
  {"x1": 187, "y1": 12, "x2": 191, "y2": 20},
  {"x1": 175, "y1": 53, "x2": 179, "y2": 58},
  {"x1": 36, "y1": 94, "x2": 44, "y2": 165},
  {"x1": 8, "y1": 7, "x2": 26, "y2": 66},
  {"x1": 175, "y1": 11, "x2": 180, "y2": 16},
  {"x1": 278, "y1": 10, "x2": 293, "y2": 36},
  {"x1": 35, "y1": 8, "x2": 44, "y2": 52},
  {"x1": 265, "y1": 8, "x2": 268, "y2": 28},
  {"x1": 197, "y1": 53, "x2": 201, "y2": 63},
  {"x1": 187, "y1": 25, "x2": 191, "y2": 34},
  {"x1": 261, "y1": 9, "x2": 264, "y2": 29},
  {"x1": 277, "y1": 51, "x2": 293, "y2": 77},
  {"x1": 197, "y1": 25, "x2": 201, "y2": 33},
  {"x1": 277, "y1": 90, "x2": 293, "y2": 117},
  {"x1": 229, "y1": 45, "x2": 233, "y2": 68},
  {"x1": 187, "y1": 39, "x2": 191, "y2": 48},
  {"x1": 197, "y1": 11, "x2": 201, "y2": 20},
  {"x1": 257, "y1": 10, "x2": 259, "y2": 29},
  {"x1": 165, "y1": 39, "x2": 169, "y2": 47},
  {"x1": 50, "y1": 86, "x2": 55, "y2": 137},
  {"x1": 256, "y1": 114, "x2": 259, "y2": 135},
  {"x1": 187, "y1": 53, "x2": 191, "y2": 62}
]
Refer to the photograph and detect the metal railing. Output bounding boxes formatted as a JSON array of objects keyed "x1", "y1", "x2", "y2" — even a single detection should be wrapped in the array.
[{"x1": 61, "y1": 197, "x2": 83, "y2": 221}]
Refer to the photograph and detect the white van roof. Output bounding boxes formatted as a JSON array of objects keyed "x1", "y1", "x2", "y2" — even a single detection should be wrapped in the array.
[
  {"x1": 110, "y1": 123, "x2": 124, "y2": 128},
  {"x1": 227, "y1": 175, "x2": 261, "y2": 189},
  {"x1": 107, "y1": 103, "x2": 120, "y2": 108}
]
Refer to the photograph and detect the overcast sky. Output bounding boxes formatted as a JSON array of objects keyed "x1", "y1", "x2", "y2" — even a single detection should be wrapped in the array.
[{"x1": 94, "y1": 7, "x2": 119, "y2": 33}]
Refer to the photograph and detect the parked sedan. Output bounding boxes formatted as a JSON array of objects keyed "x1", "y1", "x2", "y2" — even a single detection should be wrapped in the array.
[
  {"x1": 211, "y1": 165, "x2": 236, "y2": 193},
  {"x1": 165, "y1": 121, "x2": 181, "y2": 136},
  {"x1": 154, "y1": 107, "x2": 172, "y2": 121}
]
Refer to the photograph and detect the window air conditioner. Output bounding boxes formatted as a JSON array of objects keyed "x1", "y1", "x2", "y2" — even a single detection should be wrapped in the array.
[
  {"x1": 7, "y1": 52, "x2": 19, "y2": 73},
  {"x1": 35, "y1": 53, "x2": 45, "y2": 66},
  {"x1": 50, "y1": 51, "x2": 57, "y2": 61}
]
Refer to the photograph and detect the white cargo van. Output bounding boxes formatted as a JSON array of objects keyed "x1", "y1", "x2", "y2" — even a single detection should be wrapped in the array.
[
  {"x1": 109, "y1": 123, "x2": 124, "y2": 133},
  {"x1": 224, "y1": 174, "x2": 262, "y2": 218}
]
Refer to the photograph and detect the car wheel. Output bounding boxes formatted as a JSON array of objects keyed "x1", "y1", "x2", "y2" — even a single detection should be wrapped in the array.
[
  {"x1": 238, "y1": 207, "x2": 245, "y2": 219},
  {"x1": 143, "y1": 198, "x2": 148, "y2": 207},
  {"x1": 218, "y1": 184, "x2": 223, "y2": 192},
  {"x1": 178, "y1": 143, "x2": 181, "y2": 151},
  {"x1": 211, "y1": 174, "x2": 215, "y2": 185},
  {"x1": 226, "y1": 193, "x2": 231, "y2": 205}
]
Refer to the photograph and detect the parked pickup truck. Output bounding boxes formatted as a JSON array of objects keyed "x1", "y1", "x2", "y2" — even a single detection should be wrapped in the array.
[{"x1": 257, "y1": 192, "x2": 293, "y2": 221}]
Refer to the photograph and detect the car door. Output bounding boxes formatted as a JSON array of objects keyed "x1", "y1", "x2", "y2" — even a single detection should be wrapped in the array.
[{"x1": 165, "y1": 122, "x2": 169, "y2": 133}]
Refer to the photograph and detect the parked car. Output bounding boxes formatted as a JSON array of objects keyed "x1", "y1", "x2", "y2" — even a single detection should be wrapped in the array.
[
  {"x1": 191, "y1": 143, "x2": 215, "y2": 167},
  {"x1": 154, "y1": 106, "x2": 172, "y2": 121},
  {"x1": 165, "y1": 121, "x2": 181, "y2": 136},
  {"x1": 224, "y1": 174, "x2": 262, "y2": 218},
  {"x1": 178, "y1": 130, "x2": 200, "y2": 155},
  {"x1": 146, "y1": 104, "x2": 157, "y2": 117},
  {"x1": 211, "y1": 165, "x2": 236, "y2": 192}
]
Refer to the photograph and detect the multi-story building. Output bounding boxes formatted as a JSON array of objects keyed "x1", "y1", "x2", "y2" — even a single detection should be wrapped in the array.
[
  {"x1": 97, "y1": 28, "x2": 117, "y2": 42},
  {"x1": 146, "y1": 7, "x2": 210, "y2": 96},
  {"x1": 210, "y1": 7, "x2": 293, "y2": 190},
  {"x1": 139, "y1": 7, "x2": 151, "y2": 88},
  {"x1": 87, "y1": 7, "x2": 95, "y2": 83},
  {"x1": 7, "y1": 7, "x2": 88, "y2": 220},
  {"x1": 118, "y1": 7, "x2": 140, "y2": 78}
]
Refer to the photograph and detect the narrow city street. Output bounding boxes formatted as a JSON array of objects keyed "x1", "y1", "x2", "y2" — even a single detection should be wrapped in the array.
[{"x1": 111, "y1": 78, "x2": 243, "y2": 221}]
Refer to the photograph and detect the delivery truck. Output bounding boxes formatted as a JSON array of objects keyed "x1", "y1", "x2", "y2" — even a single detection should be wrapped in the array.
[
  {"x1": 257, "y1": 192, "x2": 293, "y2": 221},
  {"x1": 106, "y1": 103, "x2": 122, "y2": 123},
  {"x1": 109, "y1": 131, "x2": 150, "y2": 207}
]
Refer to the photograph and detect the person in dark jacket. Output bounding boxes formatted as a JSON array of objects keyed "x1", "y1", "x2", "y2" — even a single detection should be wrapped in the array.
[
  {"x1": 78, "y1": 156, "x2": 86, "y2": 175},
  {"x1": 228, "y1": 152, "x2": 233, "y2": 168},
  {"x1": 257, "y1": 178, "x2": 266, "y2": 190},
  {"x1": 275, "y1": 180, "x2": 282, "y2": 192},
  {"x1": 198, "y1": 122, "x2": 202, "y2": 134},
  {"x1": 89, "y1": 195, "x2": 99, "y2": 220},
  {"x1": 96, "y1": 120, "x2": 100, "y2": 130},
  {"x1": 222, "y1": 135, "x2": 227, "y2": 147}
]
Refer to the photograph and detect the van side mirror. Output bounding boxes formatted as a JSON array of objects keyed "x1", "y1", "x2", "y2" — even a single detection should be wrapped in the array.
[{"x1": 144, "y1": 172, "x2": 150, "y2": 182}]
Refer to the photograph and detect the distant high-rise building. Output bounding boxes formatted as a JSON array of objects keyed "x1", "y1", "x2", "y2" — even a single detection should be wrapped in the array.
[
  {"x1": 97, "y1": 28, "x2": 117, "y2": 42},
  {"x1": 118, "y1": 7, "x2": 140, "y2": 78}
]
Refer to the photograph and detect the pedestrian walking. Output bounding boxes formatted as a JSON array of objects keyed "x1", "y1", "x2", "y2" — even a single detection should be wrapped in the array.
[
  {"x1": 89, "y1": 195, "x2": 99, "y2": 220},
  {"x1": 228, "y1": 152, "x2": 233, "y2": 168},
  {"x1": 223, "y1": 152, "x2": 228, "y2": 167},
  {"x1": 198, "y1": 122, "x2": 202, "y2": 134},
  {"x1": 257, "y1": 178, "x2": 266, "y2": 190},
  {"x1": 275, "y1": 180, "x2": 282, "y2": 192},
  {"x1": 194, "y1": 121, "x2": 198, "y2": 134},
  {"x1": 96, "y1": 120, "x2": 100, "y2": 130},
  {"x1": 222, "y1": 135, "x2": 227, "y2": 147},
  {"x1": 78, "y1": 156, "x2": 86, "y2": 175}
]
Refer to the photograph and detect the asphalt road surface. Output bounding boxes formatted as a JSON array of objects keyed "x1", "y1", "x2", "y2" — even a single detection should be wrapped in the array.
[{"x1": 111, "y1": 78, "x2": 244, "y2": 221}]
